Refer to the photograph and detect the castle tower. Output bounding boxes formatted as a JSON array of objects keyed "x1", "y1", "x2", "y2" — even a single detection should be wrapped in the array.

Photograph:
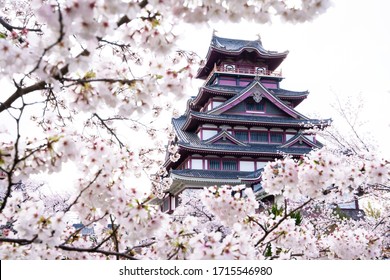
[{"x1": 158, "y1": 35, "x2": 330, "y2": 213}]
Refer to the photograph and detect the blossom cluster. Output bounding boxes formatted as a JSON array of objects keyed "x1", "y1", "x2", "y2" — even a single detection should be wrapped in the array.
[{"x1": 262, "y1": 148, "x2": 390, "y2": 204}]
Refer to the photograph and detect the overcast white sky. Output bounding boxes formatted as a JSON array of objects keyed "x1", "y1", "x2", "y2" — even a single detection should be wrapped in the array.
[{"x1": 178, "y1": 0, "x2": 390, "y2": 156}]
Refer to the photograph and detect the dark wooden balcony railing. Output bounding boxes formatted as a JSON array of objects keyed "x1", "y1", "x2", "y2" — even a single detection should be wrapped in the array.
[{"x1": 204, "y1": 64, "x2": 283, "y2": 85}]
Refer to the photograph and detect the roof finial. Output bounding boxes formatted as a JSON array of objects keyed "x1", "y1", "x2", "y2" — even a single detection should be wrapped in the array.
[
  {"x1": 256, "y1": 33, "x2": 262, "y2": 44},
  {"x1": 213, "y1": 29, "x2": 217, "y2": 36}
]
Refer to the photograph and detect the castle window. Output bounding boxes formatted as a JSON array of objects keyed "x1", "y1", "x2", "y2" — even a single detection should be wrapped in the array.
[
  {"x1": 234, "y1": 131, "x2": 248, "y2": 142},
  {"x1": 202, "y1": 129, "x2": 218, "y2": 140},
  {"x1": 222, "y1": 160, "x2": 238, "y2": 170},
  {"x1": 250, "y1": 131, "x2": 268, "y2": 142},
  {"x1": 191, "y1": 159, "x2": 203, "y2": 169},
  {"x1": 256, "y1": 161, "x2": 267, "y2": 169},
  {"x1": 212, "y1": 101, "x2": 224, "y2": 108},
  {"x1": 270, "y1": 133, "x2": 283, "y2": 143},
  {"x1": 239, "y1": 160, "x2": 255, "y2": 171},
  {"x1": 175, "y1": 195, "x2": 181, "y2": 209},
  {"x1": 162, "y1": 197, "x2": 170, "y2": 212},
  {"x1": 209, "y1": 159, "x2": 221, "y2": 170}
]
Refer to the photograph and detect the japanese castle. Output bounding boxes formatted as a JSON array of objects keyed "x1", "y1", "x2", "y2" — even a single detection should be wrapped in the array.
[{"x1": 159, "y1": 35, "x2": 329, "y2": 213}]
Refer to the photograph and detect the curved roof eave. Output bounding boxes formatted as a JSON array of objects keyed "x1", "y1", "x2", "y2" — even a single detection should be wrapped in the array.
[
  {"x1": 171, "y1": 172, "x2": 242, "y2": 184},
  {"x1": 182, "y1": 111, "x2": 330, "y2": 131},
  {"x1": 209, "y1": 45, "x2": 289, "y2": 59}
]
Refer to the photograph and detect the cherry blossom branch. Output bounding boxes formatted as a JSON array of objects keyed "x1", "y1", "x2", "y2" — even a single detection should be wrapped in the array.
[
  {"x1": 0, "y1": 3, "x2": 150, "y2": 114},
  {"x1": 0, "y1": 235, "x2": 38, "y2": 246},
  {"x1": 97, "y1": 38, "x2": 131, "y2": 49},
  {"x1": 57, "y1": 244, "x2": 138, "y2": 260},
  {"x1": 126, "y1": 240, "x2": 156, "y2": 253},
  {"x1": 92, "y1": 114, "x2": 127, "y2": 149},
  {"x1": 23, "y1": 1, "x2": 65, "y2": 81},
  {"x1": 63, "y1": 169, "x2": 103, "y2": 213},
  {"x1": 93, "y1": 226, "x2": 119, "y2": 251},
  {"x1": 109, "y1": 215, "x2": 120, "y2": 260},
  {"x1": 254, "y1": 199, "x2": 313, "y2": 247},
  {"x1": 373, "y1": 214, "x2": 390, "y2": 231},
  {"x1": 247, "y1": 216, "x2": 267, "y2": 233},
  {"x1": 0, "y1": 16, "x2": 42, "y2": 32},
  {"x1": 0, "y1": 14, "x2": 139, "y2": 114},
  {"x1": 167, "y1": 247, "x2": 181, "y2": 260},
  {"x1": 0, "y1": 105, "x2": 25, "y2": 213},
  {"x1": 368, "y1": 183, "x2": 390, "y2": 192},
  {"x1": 58, "y1": 214, "x2": 136, "y2": 260},
  {"x1": 333, "y1": 95, "x2": 370, "y2": 152},
  {"x1": 62, "y1": 214, "x2": 108, "y2": 246},
  {"x1": 0, "y1": 49, "x2": 89, "y2": 114},
  {"x1": 61, "y1": 77, "x2": 139, "y2": 87}
]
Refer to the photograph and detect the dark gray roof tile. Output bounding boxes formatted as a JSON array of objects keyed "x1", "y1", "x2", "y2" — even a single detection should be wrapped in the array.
[
  {"x1": 212, "y1": 36, "x2": 268, "y2": 53},
  {"x1": 171, "y1": 169, "x2": 263, "y2": 180}
]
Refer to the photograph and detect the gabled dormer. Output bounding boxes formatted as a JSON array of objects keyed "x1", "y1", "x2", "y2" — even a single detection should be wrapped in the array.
[
  {"x1": 203, "y1": 130, "x2": 248, "y2": 146},
  {"x1": 279, "y1": 133, "x2": 322, "y2": 149},
  {"x1": 208, "y1": 81, "x2": 308, "y2": 120}
]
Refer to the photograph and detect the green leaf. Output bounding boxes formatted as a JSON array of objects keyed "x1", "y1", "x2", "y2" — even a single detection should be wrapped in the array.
[
  {"x1": 265, "y1": 244, "x2": 272, "y2": 257},
  {"x1": 268, "y1": 203, "x2": 284, "y2": 217},
  {"x1": 289, "y1": 211, "x2": 303, "y2": 226},
  {"x1": 151, "y1": 19, "x2": 160, "y2": 28},
  {"x1": 83, "y1": 70, "x2": 96, "y2": 79}
]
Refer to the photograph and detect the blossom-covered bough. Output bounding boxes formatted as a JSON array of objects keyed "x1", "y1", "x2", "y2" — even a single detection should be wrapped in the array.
[{"x1": 0, "y1": 0, "x2": 388, "y2": 260}]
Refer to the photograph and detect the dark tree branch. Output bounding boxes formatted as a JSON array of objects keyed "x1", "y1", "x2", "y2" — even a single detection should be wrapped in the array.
[
  {"x1": 61, "y1": 77, "x2": 139, "y2": 87},
  {"x1": 0, "y1": 49, "x2": 90, "y2": 114},
  {"x1": 0, "y1": 81, "x2": 46, "y2": 113},
  {"x1": 0, "y1": 16, "x2": 42, "y2": 32},
  {"x1": 0, "y1": 235, "x2": 39, "y2": 246},
  {"x1": 109, "y1": 215, "x2": 120, "y2": 260},
  {"x1": 0, "y1": 3, "x2": 144, "y2": 114},
  {"x1": 255, "y1": 199, "x2": 312, "y2": 247},
  {"x1": 57, "y1": 244, "x2": 138, "y2": 260},
  {"x1": 92, "y1": 113, "x2": 129, "y2": 150},
  {"x1": 0, "y1": 106, "x2": 24, "y2": 213}
]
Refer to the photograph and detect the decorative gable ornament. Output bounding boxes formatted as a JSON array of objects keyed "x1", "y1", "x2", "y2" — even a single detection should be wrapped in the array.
[{"x1": 253, "y1": 91, "x2": 263, "y2": 103}]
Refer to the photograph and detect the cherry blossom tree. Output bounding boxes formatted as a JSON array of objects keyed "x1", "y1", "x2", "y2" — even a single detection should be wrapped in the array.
[{"x1": 2, "y1": 0, "x2": 389, "y2": 260}]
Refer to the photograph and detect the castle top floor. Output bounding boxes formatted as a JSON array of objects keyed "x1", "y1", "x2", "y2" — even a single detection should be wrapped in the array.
[{"x1": 196, "y1": 35, "x2": 289, "y2": 80}]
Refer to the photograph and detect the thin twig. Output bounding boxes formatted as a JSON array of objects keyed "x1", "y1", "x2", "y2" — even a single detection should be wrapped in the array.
[{"x1": 63, "y1": 169, "x2": 103, "y2": 212}]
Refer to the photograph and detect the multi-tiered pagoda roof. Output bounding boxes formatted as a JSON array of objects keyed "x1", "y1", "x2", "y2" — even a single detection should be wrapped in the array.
[{"x1": 158, "y1": 35, "x2": 330, "y2": 212}]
